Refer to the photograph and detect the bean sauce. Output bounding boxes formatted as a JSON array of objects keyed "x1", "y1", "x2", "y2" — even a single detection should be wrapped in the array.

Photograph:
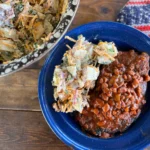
[{"x1": 76, "y1": 50, "x2": 150, "y2": 138}]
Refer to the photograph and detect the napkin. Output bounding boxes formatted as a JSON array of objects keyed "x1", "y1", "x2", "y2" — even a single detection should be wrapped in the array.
[{"x1": 117, "y1": 0, "x2": 150, "y2": 37}]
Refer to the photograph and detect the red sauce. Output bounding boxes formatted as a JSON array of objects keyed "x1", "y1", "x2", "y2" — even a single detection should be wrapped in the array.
[{"x1": 76, "y1": 50, "x2": 150, "y2": 138}]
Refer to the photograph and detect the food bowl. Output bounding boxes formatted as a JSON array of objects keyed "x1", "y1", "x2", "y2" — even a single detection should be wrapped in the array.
[
  {"x1": 0, "y1": 0, "x2": 80, "y2": 77},
  {"x1": 38, "y1": 22, "x2": 150, "y2": 150}
]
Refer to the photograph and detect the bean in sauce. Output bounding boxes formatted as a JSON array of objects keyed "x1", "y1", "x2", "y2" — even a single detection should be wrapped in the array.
[{"x1": 76, "y1": 50, "x2": 150, "y2": 138}]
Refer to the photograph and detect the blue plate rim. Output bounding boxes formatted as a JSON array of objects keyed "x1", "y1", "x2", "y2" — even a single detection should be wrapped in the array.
[{"x1": 38, "y1": 21, "x2": 150, "y2": 150}]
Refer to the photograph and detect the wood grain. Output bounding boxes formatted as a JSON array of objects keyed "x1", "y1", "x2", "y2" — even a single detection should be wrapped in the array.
[
  {"x1": 2, "y1": 0, "x2": 149, "y2": 150},
  {"x1": 0, "y1": 110, "x2": 70, "y2": 150},
  {"x1": 70, "y1": 0, "x2": 129, "y2": 29},
  {"x1": 0, "y1": 70, "x2": 40, "y2": 111}
]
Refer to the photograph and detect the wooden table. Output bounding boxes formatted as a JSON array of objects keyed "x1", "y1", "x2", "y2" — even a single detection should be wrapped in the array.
[{"x1": 0, "y1": 0, "x2": 149, "y2": 150}]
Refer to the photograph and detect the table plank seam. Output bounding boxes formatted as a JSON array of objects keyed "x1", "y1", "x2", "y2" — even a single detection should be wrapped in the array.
[{"x1": 0, "y1": 108, "x2": 41, "y2": 112}]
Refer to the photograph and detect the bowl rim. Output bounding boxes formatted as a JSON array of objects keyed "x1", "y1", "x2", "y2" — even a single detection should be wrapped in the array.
[
  {"x1": 0, "y1": 0, "x2": 80, "y2": 77},
  {"x1": 38, "y1": 21, "x2": 150, "y2": 150}
]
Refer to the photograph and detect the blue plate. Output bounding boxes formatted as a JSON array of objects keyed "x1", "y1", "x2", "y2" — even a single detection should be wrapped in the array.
[{"x1": 38, "y1": 22, "x2": 150, "y2": 150}]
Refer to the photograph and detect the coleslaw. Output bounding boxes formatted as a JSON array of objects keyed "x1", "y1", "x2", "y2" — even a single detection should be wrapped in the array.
[{"x1": 52, "y1": 35, "x2": 118, "y2": 113}]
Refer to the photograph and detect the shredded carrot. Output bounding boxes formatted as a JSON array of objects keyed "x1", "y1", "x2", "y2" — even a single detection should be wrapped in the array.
[
  {"x1": 94, "y1": 49, "x2": 115, "y2": 61},
  {"x1": 1, "y1": 41, "x2": 16, "y2": 49},
  {"x1": 39, "y1": 0, "x2": 45, "y2": 5},
  {"x1": 66, "y1": 44, "x2": 71, "y2": 49},
  {"x1": 28, "y1": 15, "x2": 38, "y2": 29},
  {"x1": 65, "y1": 36, "x2": 76, "y2": 42}
]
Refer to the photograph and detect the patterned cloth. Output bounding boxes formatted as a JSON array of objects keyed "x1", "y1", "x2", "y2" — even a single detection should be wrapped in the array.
[{"x1": 117, "y1": 0, "x2": 150, "y2": 37}]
